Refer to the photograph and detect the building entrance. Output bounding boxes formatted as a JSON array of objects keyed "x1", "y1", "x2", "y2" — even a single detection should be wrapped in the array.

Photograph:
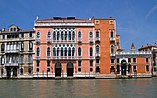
[
  {"x1": 67, "y1": 62, "x2": 74, "y2": 77},
  {"x1": 121, "y1": 60, "x2": 127, "y2": 75},
  {"x1": 55, "y1": 62, "x2": 62, "y2": 77}
]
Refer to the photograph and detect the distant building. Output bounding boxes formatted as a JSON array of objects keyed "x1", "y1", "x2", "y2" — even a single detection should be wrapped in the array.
[
  {"x1": 138, "y1": 44, "x2": 157, "y2": 76},
  {"x1": 0, "y1": 25, "x2": 35, "y2": 78}
]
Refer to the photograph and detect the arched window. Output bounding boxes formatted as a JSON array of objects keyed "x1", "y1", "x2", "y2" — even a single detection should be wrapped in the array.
[
  {"x1": 65, "y1": 31, "x2": 67, "y2": 40},
  {"x1": 53, "y1": 47, "x2": 56, "y2": 56},
  {"x1": 78, "y1": 47, "x2": 81, "y2": 56},
  {"x1": 36, "y1": 47, "x2": 40, "y2": 56},
  {"x1": 111, "y1": 31, "x2": 114, "y2": 38},
  {"x1": 78, "y1": 31, "x2": 81, "y2": 38},
  {"x1": 36, "y1": 32, "x2": 40, "y2": 39},
  {"x1": 90, "y1": 47, "x2": 93, "y2": 56},
  {"x1": 96, "y1": 31, "x2": 99, "y2": 38},
  {"x1": 69, "y1": 31, "x2": 71, "y2": 40},
  {"x1": 111, "y1": 45, "x2": 114, "y2": 54},
  {"x1": 72, "y1": 31, "x2": 75, "y2": 40},
  {"x1": 57, "y1": 47, "x2": 59, "y2": 56},
  {"x1": 47, "y1": 47, "x2": 50, "y2": 56},
  {"x1": 47, "y1": 32, "x2": 51, "y2": 38},
  {"x1": 61, "y1": 47, "x2": 63, "y2": 56},
  {"x1": 72, "y1": 47, "x2": 75, "y2": 56},
  {"x1": 1, "y1": 43, "x2": 5, "y2": 52},
  {"x1": 61, "y1": 31, "x2": 64, "y2": 40},
  {"x1": 68, "y1": 47, "x2": 71, "y2": 56},
  {"x1": 64, "y1": 47, "x2": 67, "y2": 56},
  {"x1": 89, "y1": 32, "x2": 93, "y2": 38},
  {"x1": 53, "y1": 31, "x2": 56, "y2": 40},
  {"x1": 96, "y1": 45, "x2": 99, "y2": 54},
  {"x1": 57, "y1": 31, "x2": 60, "y2": 40}
]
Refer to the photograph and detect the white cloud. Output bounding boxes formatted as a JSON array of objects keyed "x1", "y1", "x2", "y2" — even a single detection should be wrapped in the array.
[{"x1": 145, "y1": 4, "x2": 157, "y2": 19}]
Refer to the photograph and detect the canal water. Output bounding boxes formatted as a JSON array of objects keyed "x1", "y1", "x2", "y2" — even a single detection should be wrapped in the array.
[{"x1": 0, "y1": 78, "x2": 156, "y2": 98}]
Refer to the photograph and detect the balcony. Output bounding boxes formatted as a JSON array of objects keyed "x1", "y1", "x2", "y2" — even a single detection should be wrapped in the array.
[
  {"x1": 5, "y1": 63, "x2": 18, "y2": 66},
  {"x1": 36, "y1": 38, "x2": 40, "y2": 44},
  {"x1": 89, "y1": 38, "x2": 94, "y2": 44},
  {"x1": 47, "y1": 38, "x2": 52, "y2": 43},
  {"x1": 95, "y1": 37, "x2": 100, "y2": 42},
  {"x1": 5, "y1": 49, "x2": 19, "y2": 53},
  {"x1": 78, "y1": 38, "x2": 82, "y2": 43},
  {"x1": 110, "y1": 37, "x2": 115, "y2": 41},
  {"x1": 52, "y1": 56, "x2": 76, "y2": 60},
  {"x1": 96, "y1": 53, "x2": 100, "y2": 57},
  {"x1": 89, "y1": 56, "x2": 94, "y2": 60}
]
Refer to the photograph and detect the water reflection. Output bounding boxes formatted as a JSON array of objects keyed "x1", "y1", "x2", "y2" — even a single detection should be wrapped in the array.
[{"x1": 0, "y1": 78, "x2": 156, "y2": 98}]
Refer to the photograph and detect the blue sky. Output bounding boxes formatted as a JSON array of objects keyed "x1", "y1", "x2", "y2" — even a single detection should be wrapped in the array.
[{"x1": 0, "y1": 0, "x2": 157, "y2": 51}]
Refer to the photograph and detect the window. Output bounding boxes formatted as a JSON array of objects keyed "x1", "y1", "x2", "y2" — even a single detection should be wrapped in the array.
[
  {"x1": 117, "y1": 58, "x2": 119, "y2": 63},
  {"x1": 28, "y1": 55, "x2": 32, "y2": 63},
  {"x1": 61, "y1": 47, "x2": 63, "y2": 56},
  {"x1": 128, "y1": 58, "x2": 131, "y2": 63},
  {"x1": 68, "y1": 47, "x2": 71, "y2": 56},
  {"x1": 61, "y1": 31, "x2": 63, "y2": 40},
  {"x1": 110, "y1": 66, "x2": 115, "y2": 72},
  {"x1": 96, "y1": 45, "x2": 99, "y2": 54},
  {"x1": 146, "y1": 65, "x2": 149, "y2": 71},
  {"x1": 111, "y1": 59, "x2": 114, "y2": 63},
  {"x1": 90, "y1": 60, "x2": 93, "y2": 66},
  {"x1": 57, "y1": 47, "x2": 59, "y2": 56},
  {"x1": 65, "y1": 31, "x2": 67, "y2": 40},
  {"x1": 72, "y1": 47, "x2": 75, "y2": 56},
  {"x1": 78, "y1": 60, "x2": 82, "y2": 66},
  {"x1": 2, "y1": 35, "x2": 5, "y2": 39},
  {"x1": 1, "y1": 43, "x2": 5, "y2": 52},
  {"x1": 78, "y1": 31, "x2": 81, "y2": 38},
  {"x1": 90, "y1": 47, "x2": 93, "y2": 56},
  {"x1": 29, "y1": 41, "x2": 33, "y2": 51},
  {"x1": 1, "y1": 56, "x2": 4, "y2": 65},
  {"x1": 36, "y1": 47, "x2": 40, "y2": 56},
  {"x1": 111, "y1": 45, "x2": 114, "y2": 54},
  {"x1": 47, "y1": 68, "x2": 50, "y2": 72},
  {"x1": 47, "y1": 32, "x2": 51, "y2": 38},
  {"x1": 110, "y1": 31, "x2": 114, "y2": 38},
  {"x1": 47, "y1": 47, "x2": 50, "y2": 56},
  {"x1": 96, "y1": 66, "x2": 100, "y2": 72},
  {"x1": 90, "y1": 68, "x2": 93, "y2": 72},
  {"x1": 96, "y1": 58, "x2": 100, "y2": 64},
  {"x1": 57, "y1": 32, "x2": 60, "y2": 40},
  {"x1": 21, "y1": 42, "x2": 24, "y2": 51},
  {"x1": 95, "y1": 20, "x2": 100, "y2": 24},
  {"x1": 53, "y1": 31, "x2": 56, "y2": 40},
  {"x1": 116, "y1": 65, "x2": 120, "y2": 73},
  {"x1": 128, "y1": 64, "x2": 131, "y2": 73},
  {"x1": 72, "y1": 31, "x2": 75, "y2": 40},
  {"x1": 69, "y1": 31, "x2": 71, "y2": 40},
  {"x1": 78, "y1": 68, "x2": 81, "y2": 72},
  {"x1": 29, "y1": 32, "x2": 32, "y2": 38},
  {"x1": 47, "y1": 61, "x2": 50, "y2": 67},
  {"x1": 36, "y1": 61, "x2": 40, "y2": 67},
  {"x1": 133, "y1": 58, "x2": 136, "y2": 63},
  {"x1": 21, "y1": 33, "x2": 24, "y2": 38},
  {"x1": 89, "y1": 32, "x2": 93, "y2": 38},
  {"x1": 36, "y1": 68, "x2": 39, "y2": 72},
  {"x1": 53, "y1": 47, "x2": 56, "y2": 56},
  {"x1": 146, "y1": 58, "x2": 149, "y2": 63},
  {"x1": 78, "y1": 47, "x2": 81, "y2": 56},
  {"x1": 36, "y1": 32, "x2": 40, "y2": 39},
  {"x1": 133, "y1": 65, "x2": 136, "y2": 72},
  {"x1": 96, "y1": 32, "x2": 99, "y2": 38},
  {"x1": 64, "y1": 47, "x2": 67, "y2": 56}
]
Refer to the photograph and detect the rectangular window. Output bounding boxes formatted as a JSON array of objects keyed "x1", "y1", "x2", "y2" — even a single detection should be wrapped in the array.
[
  {"x1": 128, "y1": 58, "x2": 131, "y2": 63},
  {"x1": 78, "y1": 68, "x2": 81, "y2": 72},
  {"x1": 47, "y1": 68, "x2": 50, "y2": 72},
  {"x1": 78, "y1": 60, "x2": 82, "y2": 66},
  {"x1": 29, "y1": 32, "x2": 32, "y2": 38},
  {"x1": 36, "y1": 68, "x2": 39, "y2": 72},
  {"x1": 90, "y1": 60, "x2": 93, "y2": 66},
  {"x1": 133, "y1": 58, "x2": 136, "y2": 63},
  {"x1": 21, "y1": 42, "x2": 24, "y2": 51},
  {"x1": 117, "y1": 58, "x2": 119, "y2": 63},
  {"x1": 2, "y1": 35, "x2": 5, "y2": 39},
  {"x1": 90, "y1": 68, "x2": 93, "y2": 72},
  {"x1": 21, "y1": 33, "x2": 24, "y2": 38},
  {"x1": 96, "y1": 58, "x2": 99, "y2": 64},
  {"x1": 37, "y1": 61, "x2": 40, "y2": 67},
  {"x1": 29, "y1": 41, "x2": 33, "y2": 51},
  {"x1": 133, "y1": 65, "x2": 136, "y2": 72},
  {"x1": 111, "y1": 59, "x2": 114, "y2": 63},
  {"x1": 146, "y1": 65, "x2": 149, "y2": 71},
  {"x1": 47, "y1": 61, "x2": 50, "y2": 67},
  {"x1": 146, "y1": 58, "x2": 149, "y2": 63}
]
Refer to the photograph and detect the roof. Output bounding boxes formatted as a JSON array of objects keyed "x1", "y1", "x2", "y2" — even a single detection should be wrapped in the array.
[{"x1": 138, "y1": 44, "x2": 157, "y2": 51}]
